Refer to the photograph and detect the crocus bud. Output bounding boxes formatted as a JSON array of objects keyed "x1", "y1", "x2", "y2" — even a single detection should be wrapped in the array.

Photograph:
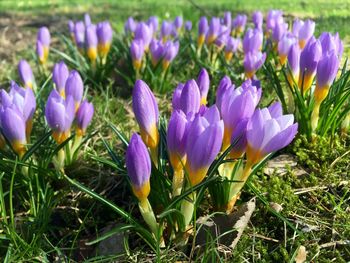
[
  {"x1": 96, "y1": 21, "x2": 113, "y2": 58},
  {"x1": 174, "y1": 16, "x2": 183, "y2": 31},
  {"x1": 223, "y1": 11, "x2": 232, "y2": 29},
  {"x1": 37, "y1": 27, "x2": 50, "y2": 63},
  {"x1": 232, "y1": 14, "x2": 247, "y2": 34},
  {"x1": 298, "y1": 37, "x2": 322, "y2": 92},
  {"x1": 0, "y1": 107, "x2": 27, "y2": 157},
  {"x1": 149, "y1": 39, "x2": 164, "y2": 66},
  {"x1": 319, "y1": 32, "x2": 338, "y2": 56},
  {"x1": 167, "y1": 110, "x2": 188, "y2": 170},
  {"x1": 53, "y1": 61, "x2": 69, "y2": 97},
  {"x1": 221, "y1": 80, "x2": 261, "y2": 150},
  {"x1": 132, "y1": 80, "x2": 159, "y2": 150},
  {"x1": 244, "y1": 51, "x2": 266, "y2": 79},
  {"x1": 206, "y1": 17, "x2": 220, "y2": 45},
  {"x1": 126, "y1": 133, "x2": 151, "y2": 201},
  {"x1": 65, "y1": 70, "x2": 84, "y2": 111},
  {"x1": 160, "y1": 21, "x2": 172, "y2": 41},
  {"x1": 162, "y1": 41, "x2": 179, "y2": 71},
  {"x1": 292, "y1": 19, "x2": 304, "y2": 38},
  {"x1": 266, "y1": 10, "x2": 283, "y2": 33},
  {"x1": 272, "y1": 22, "x2": 288, "y2": 43},
  {"x1": 225, "y1": 37, "x2": 240, "y2": 62},
  {"x1": 298, "y1": 20, "x2": 315, "y2": 49},
  {"x1": 179, "y1": 79, "x2": 201, "y2": 115},
  {"x1": 76, "y1": 99, "x2": 94, "y2": 136},
  {"x1": 36, "y1": 41, "x2": 45, "y2": 64},
  {"x1": 185, "y1": 114, "x2": 224, "y2": 186},
  {"x1": 314, "y1": 52, "x2": 339, "y2": 103},
  {"x1": 196, "y1": 68, "x2": 210, "y2": 105},
  {"x1": 74, "y1": 21, "x2": 86, "y2": 51},
  {"x1": 125, "y1": 17, "x2": 137, "y2": 35},
  {"x1": 18, "y1": 60, "x2": 34, "y2": 89},
  {"x1": 197, "y1": 16, "x2": 208, "y2": 47},
  {"x1": 214, "y1": 25, "x2": 229, "y2": 49},
  {"x1": 243, "y1": 28, "x2": 263, "y2": 54},
  {"x1": 147, "y1": 16, "x2": 158, "y2": 35},
  {"x1": 246, "y1": 102, "x2": 298, "y2": 166},
  {"x1": 84, "y1": 13, "x2": 91, "y2": 26},
  {"x1": 216, "y1": 76, "x2": 232, "y2": 113},
  {"x1": 45, "y1": 90, "x2": 75, "y2": 144},
  {"x1": 172, "y1": 83, "x2": 184, "y2": 110},
  {"x1": 278, "y1": 33, "x2": 296, "y2": 65},
  {"x1": 135, "y1": 22, "x2": 152, "y2": 50},
  {"x1": 85, "y1": 25, "x2": 98, "y2": 62},
  {"x1": 334, "y1": 32, "x2": 344, "y2": 58},
  {"x1": 287, "y1": 43, "x2": 301, "y2": 85},
  {"x1": 185, "y1": 21, "x2": 192, "y2": 31},
  {"x1": 130, "y1": 39, "x2": 145, "y2": 71},
  {"x1": 68, "y1": 20, "x2": 75, "y2": 40},
  {"x1": 252, "y1": 11, "x2": 263, "y2": 30}
]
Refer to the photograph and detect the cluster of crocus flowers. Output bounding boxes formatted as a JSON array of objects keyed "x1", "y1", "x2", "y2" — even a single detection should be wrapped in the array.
[
  {"x1": 68, "y1": 14, "x2": 113, "y2": 64},
  {"x1": 36, "y1": 27, "x2": 51, "y2": 65},
  {"x1": 45, "y1": 63, "x2": 94, "y2": 170},
  {"x1": 0, "y1": 81, "x2": 36, "y2": 158},
  {"x1": 127, "y1": 16, "x2": 181, "y2": 73}
]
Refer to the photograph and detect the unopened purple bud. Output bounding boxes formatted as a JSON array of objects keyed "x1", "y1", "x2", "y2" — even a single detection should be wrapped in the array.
[
  {"x1": 174, "y1": 16, "x2": 183, "y2": 30},
  {"x1": 149, "y1": 39, "x2": 164, "y2": 65},
  {"x1": 216, "y1": 76, "x2": 232, "y2": 113},
  {"x1": 225, "y1": 37, "x2": 240, "y2": 53},
  {"x1": 163, "y1": 41, "x2": 179, "y2": 62},
  {"x1": 172, "y1": 83, "x2": 184, "y2": 110},
  {"x1": 65, "y1": 70, "x2": 84, "y2": 109},
  {"x1": 292, "y1": 19, "x2": 304, "y2": 38},
  {"x1": 243, "y1": 28, "x2": 263, "y2": 54},
  {"x1": 74, "y1": 21, "x2": 86, "y2": 48},
  {"x1": 37, "y1": 26, "x2": 50, "y2": 47},
  {"x1": 278, "y1": 33, "x2": 296, "y2": 64},
  {"x1": 196, "y1": 68, "x2": 210, "y2": 104},
  {"x1": 179, "y1": 79, "x2": 201, "y2": 115},
  {"x1": 53, "y1": 61, "x2": 69, "y2": 95},
  {"x1": 299, "y1": 37, "x2": 322, "y2": 86},
  {"x1": 85, "y1": 24, "x2": 98, "y2": 52},
  {"x1": 198, "y1": 16, "x2": 208, "y2": 36},
  {"x1": 147, "y1": 16, "x2": 159, "y2": 34},
  {"x1": 161, "y1": 21, "x2": 173, "y2": 39},
  {"x1": 287, "y1": 43, "x2": 301, "y2": 79},
  {"x1": 252, "y1": 11, "x2": 263, "y2": 30},
  {"x1": 76, "y1": 99, "x2": 94, "y2": 135},
  {"x1": 316, "y1": 52, "x2": 339, "y2": 90},
  {"x1": 266, "y1": 10, "x2": 283, "y2": 32},
  {"x1": 96, "y1": 21, "x2": 113, "y2": 46},
  {"x1": 130, "y1": 39, "x2": 145, "y2": 64},
  {"x1": 125, "y1": 17, "x2": 137, "y2": 34},
  {"x1": 244, "y1": 51, "x2": 266, "y2": 78},
  {"x1": 206, "y1": 17, "x2": 221, "y2": 44},
  {"x1": 185, "y1": 21, "x2": 192, "y2": 31},
  {"x1": 298, "y1": 20, "x2": 315, "y2": 48},
  {"x1": 223, "y1": 12, "x2": 232, "y2": 29},
  {"x1": 232, "y1": 14, "x2": 247, "y2": 32},
  {"x1": 135, "y1": 22, "x2": 152, "y2": 48},
  {"x1": 84, "y1": 13, "x2": 91, "y2": 26},
  {"x1": 272, "y1": 22, "x2": 288, "y2": 43},
  {"x1": 68, "y1": 20, "x2": 75, "y2": 34},
  {"x1": 18, "y1": 60, "x2": 34, "y2": 89}
]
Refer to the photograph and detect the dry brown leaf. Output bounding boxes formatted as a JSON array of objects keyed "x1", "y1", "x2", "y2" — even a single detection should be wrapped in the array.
[{"x1": 295, "y1": 245, "x2": 307, "y2": 263}]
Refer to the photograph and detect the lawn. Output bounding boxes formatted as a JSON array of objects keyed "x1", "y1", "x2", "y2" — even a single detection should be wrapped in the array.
[{"x1": 0, "y1": 0, "x2": 349, "y2": 262}]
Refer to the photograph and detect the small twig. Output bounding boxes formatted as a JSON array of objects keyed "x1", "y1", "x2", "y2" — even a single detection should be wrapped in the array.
[
  {"x1": 248, "y1": 233, "x2": 279, "y2": 243},
  {"x1": 330, "y1": 149, "x2": 350, "y2": 168},
  {"x1": 319, "y1": 240, "x2": 350, "y2": 248}
]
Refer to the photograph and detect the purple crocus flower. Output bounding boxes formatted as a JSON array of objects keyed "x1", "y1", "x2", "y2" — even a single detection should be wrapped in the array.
[
  {"x1": 185, "y1": 112, "x2": 224, "y2": 186},
  {"x1": 124, "y1": 17, "x2": 137, "y2": 35},
  {"x1": 172, "y1": 83, "x2": 184, "y2": 110},
  {"x1": 278, "y1": 33, "x2": 296, "y2": 65},
  {"x1": 76, "y1": 99, "x2": 94, "y2": 135},
  {"x1": 162, "y1": 41, "x2": 179, "y2": 70},
  {"x1": 132, "y1": 80, "x2": 159, "y2": 150},
  {"x1": 85, "y1": 24, "x2": 98, "y2": 62},
  {"x1": 135, "y1": 22, "x2": 152, "y2": 50},
  {"x1": 216, "y1": 76, "x2": 233, "y2": 113},
  {"x1": 221, "y1": 80, "x2": 261, "y2": 150},
  {"x1": 126, "y1": 133, "x2": 151, "y2": 201},
  {"x1": 225, "y1": 37, "x2": 240, "y2": 61},
  {"x1": 130, "y1": 39, "x2": 145, "y2": 70},
  {"x1": 174, "y1": 16, "x2": 183, "y2": 31},
  {"x1": 244, "y1": 51, "x2": 267, "y2": 79},
  {"x1": 185, "y1": 21, "x2": 192, "y2": 31},
  {"x1": 68, "y1": 20, "x2": 75, "y2": 37},
  {"x1": 74, "y1": 21, "x2": 86, "y2": 49},
  {"x1": 18, "y1": 60, "x2": 34, "y2": 89},
  {"x1": 206, "y1": 17, "x2": 221, "y2": 45},
  {"x1": 161, "y1": 21, "x2": 173, "y2": 41},
  {"x1": 266, "y1": 10, "x2": 283, "y2": 33},
  {"x1": 147, "y1": 16, "x2": 159, "y2": 35},
  {"x1": 149, "y1": 39, "x2": 164, "y2": 66},
  {"x1": 232, "y1": 14, "x2": 247, "y2": 34},
  {"x1": 298, "y1": 36, "x2": 322, "y2": 91},
  {"x1": 37, "y1": 26, "x2": 51, "y2": 48},
  {"x1": 214, "y1": 25, "x2": 229, "y2": 49},
  {"x1": 198, "y1": 16, "x2": 208, "y2": 47},
  {"x1": 319, "y1": 32, "x2": 343, "y2": 57},
  {"x1": 178, "y1": 79, "x2": 201, "y2": 115},
  {"x1": 334, "y1": 32, "x2": 344, "y2": 58},
  {"x1": 96, "y1": 21, "x2": 113, "y2": 58},
  {"x1": 287, "y1": 43, "x2": 301, "y2": 85},
  {"x1": 298, "y1": 19, "x2": 315, "y2": 49},
  {"x1": 243, "y1": 28, "x2": 263, "y2": 54},
  {"x1": 53, "y1": 61, "x2": 69, "y2": 96},
  {"x1": 84, "y1": 13, "x2": 91, "y2": 26},
  {"x1": 65, "y1": 70, "x2": 84, "y2": 111},
  {"x1": 292, "y1": 19, "x2": 304, "y2": 38},
  {"x1": 246, "y1": 102, "x2": 298, "y2": 165},
  {"x1": 272, "y1": 22, "x2": 288, "y2": 43},
  {"x1": 196, "y1": 68, "x2": 210, "y2": 105},
  {"x1": 252, "y1": 11, "x2": 263, "y2": 30},
  {"x1": 0, "y1": 106, "x2": 27, "y2": 156},
  {"x1": 167, "y1": 110, "x2": 188, "y2": 170},
  {"x1": 314, "y1": 52, "x2": 339, "y2": 103},
  {"x1": 223, "y1": 11, "x2": 232, "y2": 29},
  {"x1": 45, "y1": 89, "x2": 75, "y2": 144}
]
